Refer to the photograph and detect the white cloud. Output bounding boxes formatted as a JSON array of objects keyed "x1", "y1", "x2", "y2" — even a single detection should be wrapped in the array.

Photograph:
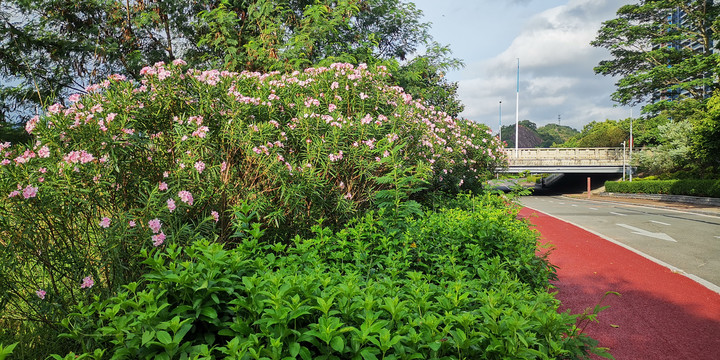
[{"x1": 454, "y1": 0, "x2": 634, "y2": 132}]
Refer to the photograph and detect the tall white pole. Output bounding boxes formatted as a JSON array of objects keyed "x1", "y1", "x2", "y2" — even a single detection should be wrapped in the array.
[
  {"x1": 498, "y1": 100, "x2": 502, "y2": 141},
  {"x1": 630, "y1": 108, "x2": 633, "y2": 182},
  {"x1": 515, "y1": 58, "x2": 519, "y2": 157}
]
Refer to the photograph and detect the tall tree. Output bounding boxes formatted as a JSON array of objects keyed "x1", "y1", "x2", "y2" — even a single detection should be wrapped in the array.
[
  {"x1": 592, "y1": 0, "x2": 720, "y2": 110},
  {"x1": 1, "y1": 0, "x2": 462, "y2": 125}
]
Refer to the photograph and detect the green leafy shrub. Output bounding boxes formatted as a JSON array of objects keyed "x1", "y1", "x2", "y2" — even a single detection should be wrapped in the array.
[
  {"x1": 605, "y1": 179, "x2": 720, "y2": 197},
  {"x1": 55, "y1": 195, "x2": 604, "y2": 360},
  {"x1": 0, "y1": 62, "x2": 505, "y2": 332}
]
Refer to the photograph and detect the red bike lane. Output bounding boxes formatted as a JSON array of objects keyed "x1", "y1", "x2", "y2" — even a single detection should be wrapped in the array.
[{"x1": 519, "y1": 207, "x2": 720, "y2": 359}]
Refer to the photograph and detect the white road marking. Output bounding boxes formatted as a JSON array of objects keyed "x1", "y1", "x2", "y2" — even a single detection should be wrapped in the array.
[
  {"x1": 650, "y1": 220, "x2": 671, "y2": 226},
  {"x1": 610, "y1": 212, "x2": 628, "y2": 216},
  {"x1": 617, "y1": 223, "x2": 677, "y2": 242},
  {"x1": 589, "y1": 207, "x2": 599, "y2": 211},
  {"x1": 571, "y1": 204, "x2": 578, "y2": 207}
]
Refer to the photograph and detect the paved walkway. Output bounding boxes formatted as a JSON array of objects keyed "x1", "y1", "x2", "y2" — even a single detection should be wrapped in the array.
[{"x1": 519, "y1": 206, "x2": 720, "y2": 359}]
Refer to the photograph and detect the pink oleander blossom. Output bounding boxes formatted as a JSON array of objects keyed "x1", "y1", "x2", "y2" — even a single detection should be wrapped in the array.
[
  {"x1": 152, "y1": 232, "x2": 166, "y2": 247},
  {"x1": 167, "y1": 198, "x2": 176, "y2": 212},
  {"x1": 99, "y1": 217, "x2": 111, "y2": 228},
  {"x1": 178, "y1": 190, "x2": 194, "y2": 205},
  {"x1": 80, "y1": 276, "x2": 94, "y2": 289},
  {"x1": 38, "y1": 146, "x2": 50, "y2": 158},
  {"x1": 148, "y1": 218, "x2": 162, "y2": 233},
  {"x1": 25, "y1": 115, "x2": 39, "y2": 134},
  {"x1": 22, "y1": 185, "x2": 38, "y2": 199},
  {"x1": 129, "y1": 220, "x2": 136, "y2": 227},
  {"x1": 211, "y1": 210, "x2": 219, "y2": 222},
  {"x1": 194, "y1": 161, "x2": 205, "y2": 173},
  {"x1": 36, "y1": 289, "x2": 46, "y2": 299},
  {"x1": 159, "y1": 182, "x2": 168, "y2": 191}
]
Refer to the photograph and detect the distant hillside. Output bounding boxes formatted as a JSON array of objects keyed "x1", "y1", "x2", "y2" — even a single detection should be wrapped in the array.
[
  {"x1": 537, "y1": 123, "x2": 580, "y2": 147},
  {"x1": 501, "y1": 121, "x2": 578, "y2": 148}
]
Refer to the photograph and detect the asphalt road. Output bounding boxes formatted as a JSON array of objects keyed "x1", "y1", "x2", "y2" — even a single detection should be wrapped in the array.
[{"x1": 520, "y1": 195, "x2": 720, "y2": 292}]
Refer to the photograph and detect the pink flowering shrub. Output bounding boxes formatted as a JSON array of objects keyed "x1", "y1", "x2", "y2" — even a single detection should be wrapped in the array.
[{"x1": 0, "y1": 61, "x2": 505, "y2": 324}]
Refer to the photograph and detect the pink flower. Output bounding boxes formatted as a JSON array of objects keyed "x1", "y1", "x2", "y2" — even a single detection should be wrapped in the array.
[
  {"x1": 37, "y1": 146, "x2": 50, "y2": 158},
  {"x1": 8, "y1": 190, "x2": 20, "y2": 198},
  {"x1": 99, "y1": 217, "x2": 111, "y2": 228},
  {"x1": 80, "y1": 276, "x2": 94, "y2": 289},
  {"x1": 25, "y1": 115, "x2": 39, "y2": 134},
  {"x1": 172, "y1": 59, "x2": 187, "y2": 66},
  {"x1": 1, "y1": 159, "x2": 10, "y2": 166},
  {"x1": 178, "y1": 190, "x2": 194, "y2": 205},
  {"x1": 129, "y1": 220, "x2": 136, "y2": 227},
  {"x1": 211, "y1": 210, "x2": 219, "y2": 222},
  {"x1": 22, "y1": 185, "x2": 38, "y2": 199},
  {"x1": 220, "y1": 162, "x2": 227, "y2": 172},
  {"x1": 167, "y1": 198, "x2": 176, "y2": 212},
  {"x1": 158, "y1": 182, "x2": 168, "y2": 191},
  {"x1": 152, "y1": 232, "x2": 166, "y2": 247},
  {"x1": 36, "y1": 289, "x2": 46, "y2": 299},
  {"x1": 68, "y1": 94, "x2": 82, "y2": 102},
  {"x1": 148, "y1": 218, "x2": 162, "y2": 233},
  {"x1": 79, "y1": 151, "x2": 95, "y2": 164},
  {"x1": 47, "y1": 103, "x2": 62, "y2": 114},
  {"x1": 194, "y1": 161, "x2": 205, "y2": 173}
]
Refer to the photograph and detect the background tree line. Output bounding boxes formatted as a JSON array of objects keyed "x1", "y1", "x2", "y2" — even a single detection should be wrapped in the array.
[
  {"x1": 506, "y1": 0, "x2": 720, "y2": 179},
  {"x1": 0, "y1": 0, "x2": 464, "y2": 137}
]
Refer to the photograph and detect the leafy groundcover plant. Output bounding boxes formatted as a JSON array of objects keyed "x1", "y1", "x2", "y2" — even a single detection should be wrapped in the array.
[{"x1": 51, "y1": 194, "x2": 608, "y2": 360}]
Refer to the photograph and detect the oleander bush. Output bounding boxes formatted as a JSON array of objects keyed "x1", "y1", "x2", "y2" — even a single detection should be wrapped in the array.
[
  {"x1": 51, "y1": 195, "x2": 604, "y2": 360},
  {"x1": 605, "y1": 179, "x2": 720, "y2": 197},
  {"x1": 0, "y1": 61, "x2": 504, "y2": 335}
]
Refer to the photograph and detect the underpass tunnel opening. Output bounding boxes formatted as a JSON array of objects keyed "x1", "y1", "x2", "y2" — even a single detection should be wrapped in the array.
[{"x1": 532, "y1": 173, "x2": 622, "y2": 195}]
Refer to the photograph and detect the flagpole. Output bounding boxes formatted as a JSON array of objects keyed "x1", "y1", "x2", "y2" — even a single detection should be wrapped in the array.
[
  {"x1": 498, "y1": 100, "x2": 502, "y2": 140},
  {"x1": 515, "y1": 58, "x2": 519, "y2": 156},
  {"x1": 630, "y1": 108, "x2": 633, "y2": 181}
]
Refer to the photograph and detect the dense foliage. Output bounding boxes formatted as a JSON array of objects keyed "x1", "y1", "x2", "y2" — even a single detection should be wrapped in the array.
[
  {"x1": 0, "y1": 0, "x2": 464, "y2": 125},
  {"x1": 605, "y1": 179, "x2": 720, "y2": 197},
  {"x1": 0, "y1": 62, "x2": 507, "y2": 355},
  {"x1": 50, "y1": 194, "x2": 606, "y2": 360},
  {"x1": 592, "y1": 0, "x2": 720, "y2": 108}
]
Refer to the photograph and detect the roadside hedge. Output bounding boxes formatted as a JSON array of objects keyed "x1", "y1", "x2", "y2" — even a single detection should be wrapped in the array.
[
  {"x1": 50, "y1": 194, "x2": 607, "y2": 360},
  {"x1": 605, "y1": 179, "x2": 720, "y2": 198}
]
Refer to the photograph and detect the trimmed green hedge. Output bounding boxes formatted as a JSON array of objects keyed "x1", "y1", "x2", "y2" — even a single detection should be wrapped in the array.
[{"x1": 605, "y1": 179, "x2": 720, "y2": 198}]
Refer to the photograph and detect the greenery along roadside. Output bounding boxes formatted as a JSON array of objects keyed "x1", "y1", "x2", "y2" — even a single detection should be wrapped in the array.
[
  {"x1": 0, "y1": 61, "x2": 505, "y2": 338},
  {"x1": 43, "y1": 194, "x2": 609, "y2": 360},
  {"x1": 605, "y1": 179, "x2": 720, "y2": 198}
]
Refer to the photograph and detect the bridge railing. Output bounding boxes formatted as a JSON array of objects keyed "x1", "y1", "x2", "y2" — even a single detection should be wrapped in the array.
[{"x1": 504, "y1": 147, "x2": 629, "y2": 167}]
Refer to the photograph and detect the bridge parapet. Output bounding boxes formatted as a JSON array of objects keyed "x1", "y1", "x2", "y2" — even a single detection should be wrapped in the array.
[{"x1": 505, "y1": 148, "x2": 627, "y2": 166}]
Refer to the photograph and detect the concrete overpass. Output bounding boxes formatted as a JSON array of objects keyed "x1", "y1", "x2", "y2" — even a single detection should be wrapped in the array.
[{"x1": 501, "y1": 148, "x2": 632, "y2": 174}]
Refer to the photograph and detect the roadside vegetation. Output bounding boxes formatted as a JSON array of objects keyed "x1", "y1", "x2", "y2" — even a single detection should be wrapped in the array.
[{"x1": 0, "y1": 61, "x2": 613, "y2": 358}]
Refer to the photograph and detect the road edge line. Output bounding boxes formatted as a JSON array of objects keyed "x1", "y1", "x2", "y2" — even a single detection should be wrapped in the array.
[{"x1": 522, "y1": 205, "x2": 720, "y2": 295}]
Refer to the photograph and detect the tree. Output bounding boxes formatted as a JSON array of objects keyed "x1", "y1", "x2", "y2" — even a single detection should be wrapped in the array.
[
  {"x1": 563, "y1": 120, "x2": 628, "y2": 148},
  {"x1": 692, "y1": 91, "x2": 720, "y2": 176},
  {"x1": 635, "y1": 119, "x2": 694, "y2": 175},
  {"x1": 393, "y1": 43, "x2": 464, "y2": 117},
  {"x1": 592, "y1": 0, "x2": 720, "y2": 110},
  {"x1": 1, "y1": 0, "x2": 463, "y2": 126}
]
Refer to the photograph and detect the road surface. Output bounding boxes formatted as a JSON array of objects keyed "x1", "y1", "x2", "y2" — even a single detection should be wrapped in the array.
[{"x1": 520, "y1": 195, "x2": 720, "y2": 291}]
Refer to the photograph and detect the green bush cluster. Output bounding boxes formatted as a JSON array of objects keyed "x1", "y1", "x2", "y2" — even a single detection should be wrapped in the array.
[
  {"x1": 0, "y1": 62, "x2": 504, "y2": 330},
  {"x1": 605, "y1": 179, "x2": 720, "y2": 198},
  {"x1": 52, "y1": 195, "x2": 602, "y2": 360}
]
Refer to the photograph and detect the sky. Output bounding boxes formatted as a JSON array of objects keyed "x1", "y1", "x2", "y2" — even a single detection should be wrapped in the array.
[{"x1": 410, "y1": 0, "x2": 636, "y2": 133}]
